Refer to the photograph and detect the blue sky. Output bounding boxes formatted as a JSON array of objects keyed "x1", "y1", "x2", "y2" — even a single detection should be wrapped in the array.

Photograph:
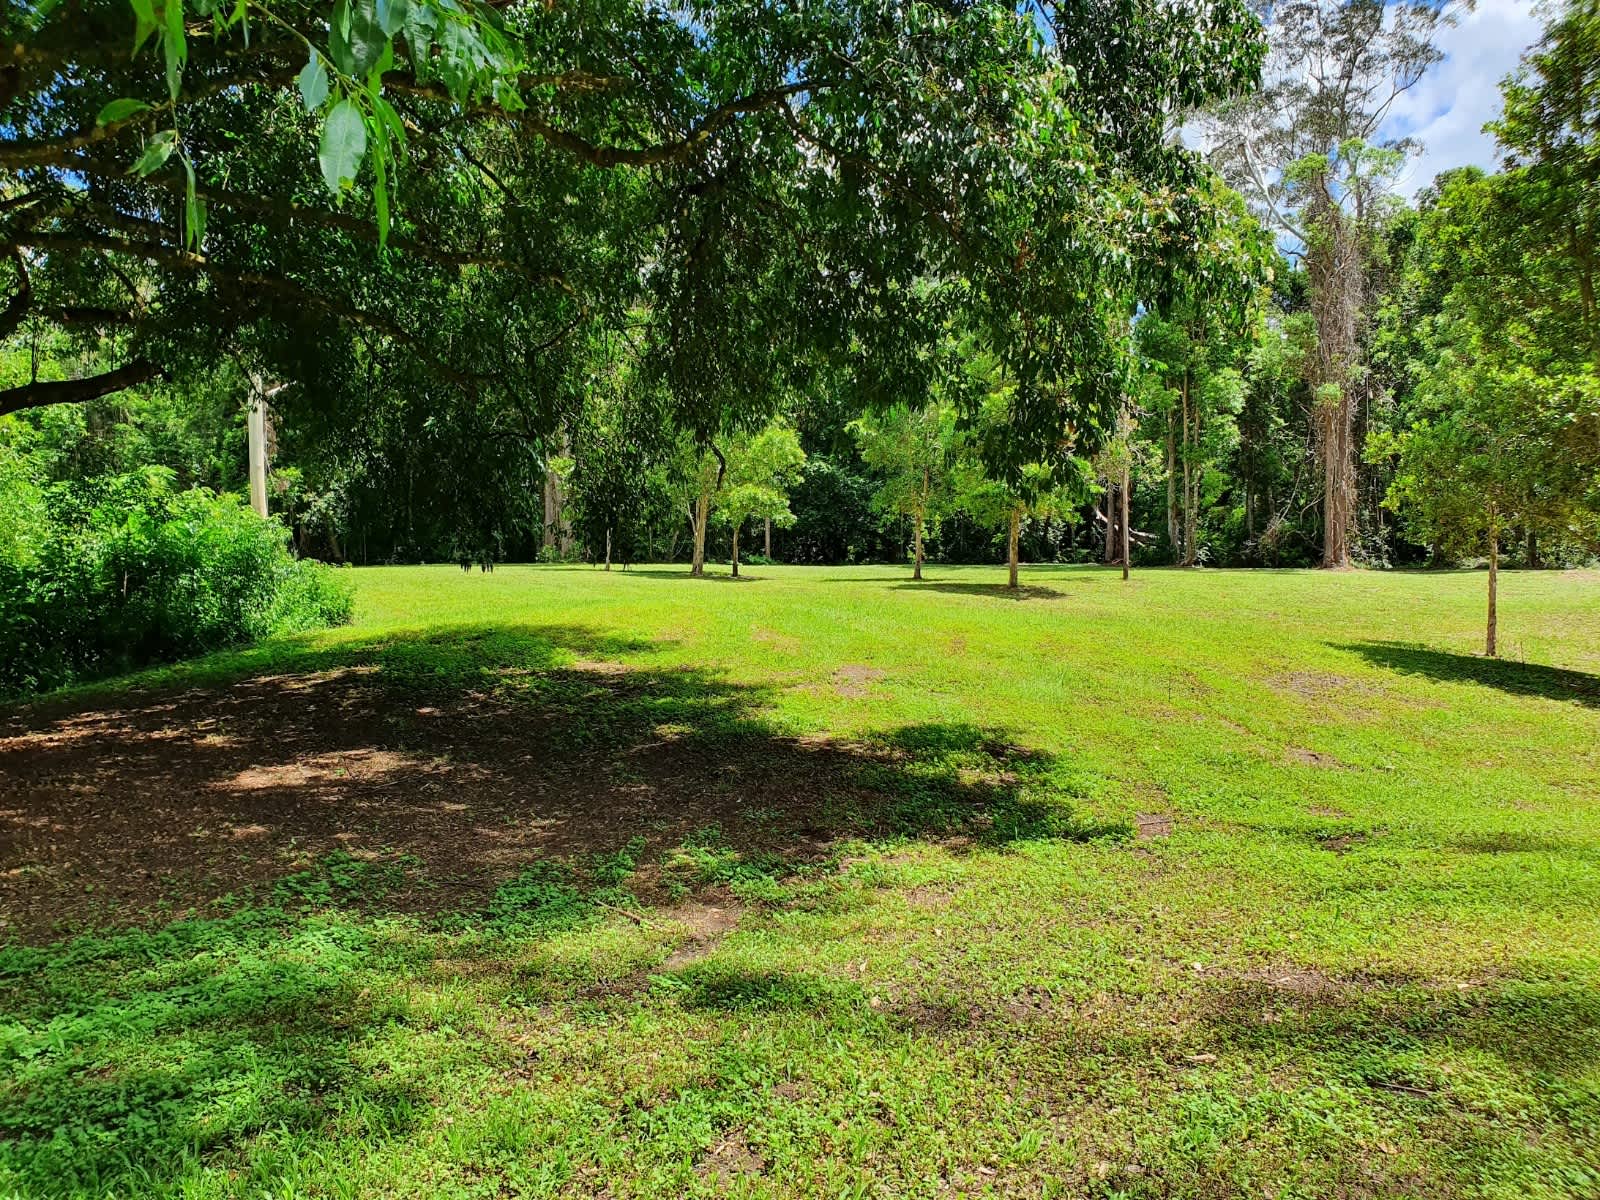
[{"x1": 1382, "y1": 0, "x2": 1544, "y2": 197}]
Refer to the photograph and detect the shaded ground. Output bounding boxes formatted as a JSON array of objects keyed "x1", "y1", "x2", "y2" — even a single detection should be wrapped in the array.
[{"x1": 0, "y1": 624, "x2": 1118, "y2": 941}]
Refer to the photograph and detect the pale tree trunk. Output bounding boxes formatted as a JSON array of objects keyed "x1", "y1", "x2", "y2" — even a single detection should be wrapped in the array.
[
  {"x1": 690, "y1": 490, "x2": 710, "y2": 576},
  {"x1": 542, "y1": 469, "x2": 559, "y2": 553},
  {"x1": 731, "y1": 523, "x2": 741, "y2": 578},
  {"x1": 1306, "y1": 204, "x2": 1360, "y2": 570},
  {"x1": 1102, "y1": 481, "x2": 1117, "y2": 564},
  {"x1": 1486, "y1": 512, "x2": 1499, "y2": 657},
  {"x1": 912, "y1": 512, "x2": 925, "y2": 581},
  {"x1": 604, "y1": 528, "x2": 612, "y2": 571},
  {"x1": 247, "y1": 391, "x2": 269, "y2": 518},
  {"x1": 1120, "y1": 464, "x2": 1130, "y2": 582},
  {"x1": 764, "y1": 516, "x2": 771, "y2": 559},
  {"x1": 1007, "y1": 508, "x2": 1020, "y2": 589}
]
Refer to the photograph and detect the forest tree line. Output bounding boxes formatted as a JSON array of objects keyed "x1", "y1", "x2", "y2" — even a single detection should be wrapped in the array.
[{"x1": 2, "y1": 0, "x2": 1599, "y2": 657}]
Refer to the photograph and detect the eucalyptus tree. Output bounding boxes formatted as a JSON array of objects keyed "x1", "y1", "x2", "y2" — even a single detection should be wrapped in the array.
[{"x1": 1205, "y1": 0, "x2": 1463, "y2": 567}]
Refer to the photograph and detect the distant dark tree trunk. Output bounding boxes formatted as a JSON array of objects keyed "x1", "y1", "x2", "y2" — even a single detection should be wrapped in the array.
[
  {"x1": 1486, "y1": 514, "x2": 1499, "y2": 657},
  {"x1": 1526, "y1": 528, "x2": 1540, "y2": 569},
  {"x1": 1007, "y1": 508, "x2": 1020, "y2": 589},
  {"x1": 1120, "y1": 464, "x2": 1131, "y2": 581},
  {"x1": 1166, "y1": 412, "x2": 1179, "y2": 555}
]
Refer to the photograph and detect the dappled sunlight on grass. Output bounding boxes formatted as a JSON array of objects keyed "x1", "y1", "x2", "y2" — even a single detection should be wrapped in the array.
[{"x1": 1, "y1": 564, "x2": 1597, "y2": 1197}]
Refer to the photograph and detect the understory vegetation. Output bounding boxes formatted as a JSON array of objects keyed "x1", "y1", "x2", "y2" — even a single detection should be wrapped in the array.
[
  {"x1": 1, "y1": 565, "x2": 1596, "y2": 1198},
  {"x1": 0, "y1": 465, "x2": 351, "y2": 697}
]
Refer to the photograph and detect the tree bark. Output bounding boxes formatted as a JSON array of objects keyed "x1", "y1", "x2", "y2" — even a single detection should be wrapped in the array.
[
  {"x1": 764, "y1": 516, "x2": 771, "y2": 559},
  {"x1": 1486, "y1": 517, "x2": 1499, "y2": 658},
  {"x1": 1007, "y1": 508, "x2": 1020, "y2": 589},
  {"x1": 731, "y1": 523, "x2": 740, "y2": 578},
  {"x1": 1102, "y1": 481, "x2": 1117, "y2": 564},
  {"x1": 1166, "y1": 411, "x2": 1178, "y2": 555},
  {"x1": 690, "y1": 490, "x2": 710, "y2": 576},
  {"x1": 604, "y1": 527, "x2": 612, "y2": 571},
  {"x1": 1120, "y1": 463, "x2": 1130, "y2": 582},
  {"x1": 1180, "y1": 369, "x2": 1195, "y2": 567},
  {"x1": 0, "y1": 359, "x2": 160, "y2": 418},
  {"x1": 247, "y1": 390, "x2": 269, "y2": 518},
  {"x1": 1526, "y1": 529, "x2": 1540, "y2": 570},
  {"x1": 912, "y1": 512, "x2": 924, "y2": 581}
]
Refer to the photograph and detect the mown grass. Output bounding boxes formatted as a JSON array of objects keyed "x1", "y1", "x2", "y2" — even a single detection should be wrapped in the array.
[{"x1": 3, "y1": 562, "x2": 1598, "y2": 1199}]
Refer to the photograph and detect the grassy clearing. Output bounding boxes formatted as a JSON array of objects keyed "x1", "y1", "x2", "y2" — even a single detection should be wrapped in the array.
[{"x1": 3, "y1": 563, "x2": 1598, "y2": 1199}]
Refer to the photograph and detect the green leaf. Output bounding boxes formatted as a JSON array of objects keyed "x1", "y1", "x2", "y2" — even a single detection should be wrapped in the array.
[
  {"x1": 328, "y1": 0, "x2": 387, "y2": 78},
  {"x1": 375, "y1": 0, "x2": 409, "y2": 37},
  {"x1": 129, "y1": 0, "x2": 159, "y2": 55},
  {"x1": 371, "y1": 95, "x2": 407, "y2": 152},
  {"x1": 298, "y1": 52, "x2": 330, "y2": 111},
  {"x1": 181, "y1": 153, "x2": 206, "y2": 250},
  {"x1": 318, "y1": 100, "x2": 368, "y2": 193},
  {"x1": 96, "y1": 98, "x2": 151, "y2": 126},
  {"x1": 162, "y1": 0, "x2": 188, "y2": 100},
  {"x1": 372, "y1": 130, "x2": 390, "y2": 249},
  {"x1": 128, "y1": 129, "x2": 178, "y2": 176}
]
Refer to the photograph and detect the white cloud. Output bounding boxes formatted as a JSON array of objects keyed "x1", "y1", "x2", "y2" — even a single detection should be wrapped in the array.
[{"x1": 1382, "y1": 0, "x2": 1545, "y2": 197}]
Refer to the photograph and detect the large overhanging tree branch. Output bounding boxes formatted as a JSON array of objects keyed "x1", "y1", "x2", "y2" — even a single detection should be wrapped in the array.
[{"x1": 0, "y1": 360, "x2": 163, "y2": 418}]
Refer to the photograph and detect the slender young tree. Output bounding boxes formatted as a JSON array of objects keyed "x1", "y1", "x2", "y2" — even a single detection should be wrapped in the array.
[{"x1": 851, "y1": 403, "x2": 955, "y2": 581}]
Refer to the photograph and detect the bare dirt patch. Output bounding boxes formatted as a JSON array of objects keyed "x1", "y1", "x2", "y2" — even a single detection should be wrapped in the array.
[
  {"x1": 832, "y1": 664, "x2": 886, "y2": 698},
  {"x1": 663, "y1": 897, "x2": 744, "y2": 968},
  {"x1": 1135, "y1": 813, "x2": 1175, "y2": 840},
  {"x1": 0, "y1": 658, "x2": 852, "y2": 939},
  {"x1": 1287, "y1": 747, "x2": 1348, "y2": 769},
  {"x1": 696, "y1": 1131, "x2": 767, "y2": 1184}
]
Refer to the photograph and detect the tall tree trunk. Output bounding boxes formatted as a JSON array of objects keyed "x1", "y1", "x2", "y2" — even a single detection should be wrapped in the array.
[
  {"x1": 1120, "y1": 463, "x2": 1130, "y2": 582},
  {"x1": 1007, "y1": 508, "x2": 1020, "y2": 589},
  {"x1": 1526, "y1": 528, "x2": 1540, "y2": 570},
  {"x1": 1102, "y1": 481, "x2": 1117, "y2": 564},
  {"x1": 542, "y1": 468, "x2": 559, "y2": 553},
  {"x1": 1307, "y1": 208, "x2": 1360, "y2": 570},
  {"x1": 1486, "y1": 520, "x2": 1499, "y2": 657},
  {"x1": 1166, "y1": 411, "x2": 1178, "y2": 554},
  {"x1": 1180, "y1": 369, "x2": 1194, "y2": 566},
  {"x1": 604, "y1": 528, "x2": 612, "y2": 571},
  {"x1": 247, "y1": 390, "x2": 269, "y2": 518},
  {"x1": 731, "y1": 523, "x2": 741, "y2": 578},
  {"x1": 764, "y1": 516, "x2": 771, "y2": 559},
  {"x1": 912, "y1": 512, "x2": 925, "y2": 581},
  {"x1": 690, "y1": 490, "x2": 710, "y2": 576}
]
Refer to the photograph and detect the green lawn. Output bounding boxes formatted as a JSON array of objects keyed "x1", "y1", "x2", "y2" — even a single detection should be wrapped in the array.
[{"x1": 3, "y1": 563, "x2": 1599, "y2": 1199}]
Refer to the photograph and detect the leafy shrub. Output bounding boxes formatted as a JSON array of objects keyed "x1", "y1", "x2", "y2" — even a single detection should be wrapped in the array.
[{"x1": 0, "y1": 468, "x2": 352, "y2": 697}]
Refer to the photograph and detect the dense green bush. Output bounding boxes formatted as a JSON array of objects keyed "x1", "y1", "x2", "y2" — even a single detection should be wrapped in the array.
[{"x1": 0, "y1": 468, "x2": 352, "y2": 698}]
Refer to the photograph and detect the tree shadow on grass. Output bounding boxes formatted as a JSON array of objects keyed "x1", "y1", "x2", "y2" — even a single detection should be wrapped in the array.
[
  {"x1": 0, "y1": 623, "x2": 1133, "y2": 1193},
  {"x1": 1198, "y1": 970, "x2": 1600, "y2": 1098},
  {"x1": 0, "y1": 623, "x2": 1125, "y2": 940},
  {"x1": 1336, "y1": 641, "x2": 1600, "y2": 709},
  {"x1": 889, "y1": 581, "x2": 1067, "y2": 601}
]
